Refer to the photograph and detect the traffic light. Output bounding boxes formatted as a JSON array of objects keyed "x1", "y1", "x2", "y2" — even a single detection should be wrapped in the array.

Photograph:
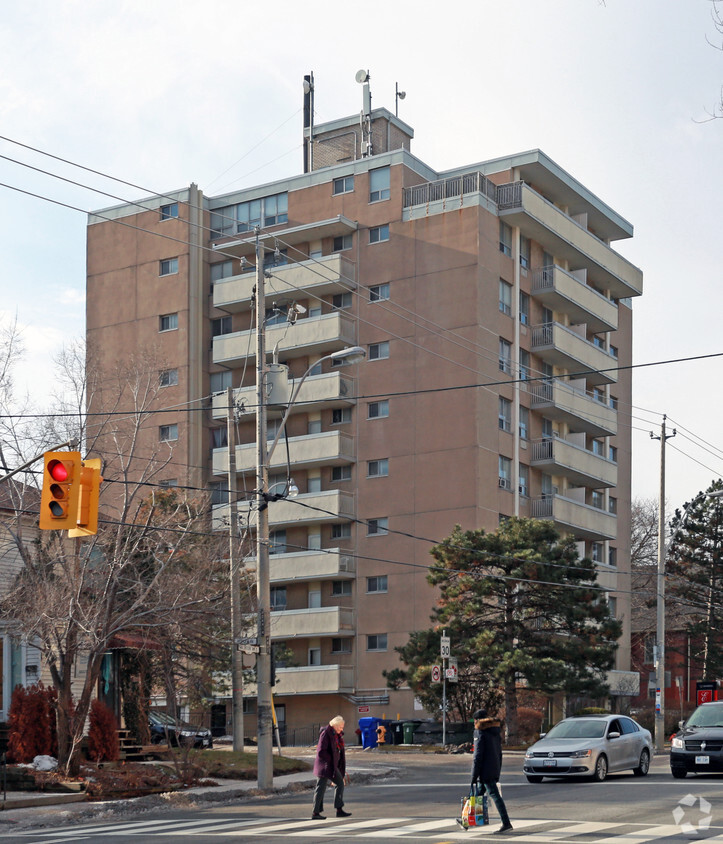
[
  {"x1": 39, "y1": 451, "x2": 81, "y2": 530},
  {"x1": 68, "y1": 458, "x2": 103, "y2": 537}
]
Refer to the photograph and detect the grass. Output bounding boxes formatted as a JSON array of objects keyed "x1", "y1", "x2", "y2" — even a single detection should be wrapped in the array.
[{"x1": 190, "y1": 749, "x2": 312, "y2": 779}]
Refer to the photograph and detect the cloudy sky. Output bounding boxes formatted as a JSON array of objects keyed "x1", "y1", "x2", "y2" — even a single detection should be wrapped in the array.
[{"x1": 1, "y1": 0, "x2": 721, "y2": 507}]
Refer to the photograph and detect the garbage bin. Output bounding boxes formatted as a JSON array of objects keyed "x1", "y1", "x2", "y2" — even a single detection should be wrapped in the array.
[
  {"x1": 389, "y1": 721, "x2": 404, "y2": 745},
  {"x1": 358, "y1": 716, "x2": 379, "y2": 749},
  {"x1": 402, "y1": 721, "x2": 416, "y2": 744}
]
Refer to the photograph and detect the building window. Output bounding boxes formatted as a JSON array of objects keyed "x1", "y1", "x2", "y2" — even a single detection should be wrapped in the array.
[
  {"x1": 367, "y1": 575, "x2": 388, "y2": 593},
  {"x1": 269, "y1": 530, "x2": 287, "y2": 555},
  {"x1": 211, "y1": 428, "x2": 227, "y2": 449},
  {"x1": 209, "y1": 482, "x2": 228, "y2": 505},
  {"x1": 367, "y1": 459, "x2": 388, "y2": 478},
  {"x1": 609, "y1": 445, "x2": 618, "y2": 463},
  {"x1": 591, "y1": 490, "x2": 605, "y2": 510},
  {"x1": 333, "y1": 292, "x2": 352, "y2": 309},
  {"x1": 609, "y1": 547, "x2": 618, "y2": 567},
  {"x1": 262, "y1": 192, "x2": 288, "y2": 226},
  {"x1": 270, "y1": 586, "x2": 287, "y2": 610},
  {"x1": 332, "y1": 407, "x2": 352, "y2": 424},
  {"x1": 265, "y1": 306, "x2": 286, "y2": 326},
  {"x1": 608, "y1": 496, "x2": 618, "y2": 514},
  {"x1": 519, "y1": 349, "x2": 531, "y2": 381},
  {"x1": 593, "y1": 335, "x2": 606, "y2": 350},
  {"x1": 212, "y1": 316, "x2": 232, "y2": 337},
  {"x1": 368, "y1": 400, "x2": 389, "y2": 419},
  {"x1": 499, "y1": 280, "x2": 512, "y2": 316},
  {"x1": 499, "y1": 456, "x2": 511, "y2": 490},
  {"x1": 498, "y1": 397, "x2": 512, "y2": 432},
  {"x1": 499, "y1": 221, "x2": 512, "y2": 257},
  {"x1": 367, "y1": 633, "x2": 388, "y2": 651},
  {"x1": 210, "y1": 260, "x2": 234, "y2": 282},
  {"x1": 499, "y1": 338, "x2": 512, "y2": 374},
  {"x1": 592, "y1": 439, "x2": 605, "y2": 456},
  {"x1": 333, "y1": 234, "x2": 352, "y2": 252},
  {"x1": 519, "y1": 291, "x2": 530, "y2": 325},
  {"x1": 332, "y1": 523, "x2": 351, "y2": 539},
  {"x1": 159, "y1": 424, "x2": 178, "y2": 442},
  {"x1": 159, "y1": 313, "x2": 178, "y2": 332},
  {"x1": 331, "y1": 580, "x2": 352, "y2": 596},
  {"x1": 610, "y1": 344, "x2": 618, "y2": 359},
  {"x1": 591, "y1": 542, "x2": 604, "y2": 563},
  {"x1": 331, "y1": 465, "x2": 351, "y2": 482},
  {"x1": 519, "y1": 405, "x2": 529, "y2": 440},
  {"x1": 370, "y1": 283, "x2": 390, "y2": 302},
  {"x1": 519, "y1": 464, "x2": 529, "y2": 497},
  {"x1": 542, "y1": 417, "x2": 554, "y2": 440},
  {"x1": 331, "y1": 638, "x2": 352, "y2": 653},
  {"x1": 210, "y1": 193, "x2": 288, "y2": 236},
  {"x1": 644, "y1": 634, "x2": 656, "y2": 664},
  {"x1": 369, "y1": 341, "x2": 390, "y2": 360},
  {"x1": 160, "y1": 368, "x2": 178, "y2": 387},
  {"x1": 159, "y1": 479, "x2": 178, "y2": 488},
  {"x1": 369, "y1": 166, "x2": 390, "y2": 202},
  {"x1": 367, "y1": 517, "x2": 388, "y2": 536},
  {"x1": 210, "y1": 370, "x2": 232, "y2": 393},
  {"x1": 333, "y1": 175, "x2": 354, "y2": 195},
  {"x1": 308, "y1": 419, "x2": 322, "y2": 434},
  {"x1": 308, "y1": 476, "x2": 322, "y2": 493},
  {"x1": 160, "y1": 257, "x2": 179, "y2": 276},
  {"x1": 369, "y1": 224, "x2": 389, "y2": 244},
  {"x1": 520, "y1": 235, "x2": 531, "y2": 269},
  {"x1": 160, "y1": 202, "x2": 179, "y2": 220}
]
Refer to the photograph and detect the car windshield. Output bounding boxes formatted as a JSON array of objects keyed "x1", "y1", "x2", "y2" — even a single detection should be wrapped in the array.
[
  {"x1": 149, "y1": 711, "x2": 177, "y2": 726},
  {"x1": 544, "y1": 719, "x2": 607, "y2": 739},
  {"x1": 686, "y1": 705, "x2": 723, "y2": 728}
]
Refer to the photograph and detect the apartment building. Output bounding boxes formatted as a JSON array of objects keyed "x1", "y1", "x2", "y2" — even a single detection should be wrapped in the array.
[{"x1": 86, "y1": 88, "x2": 642, "y2": 734}]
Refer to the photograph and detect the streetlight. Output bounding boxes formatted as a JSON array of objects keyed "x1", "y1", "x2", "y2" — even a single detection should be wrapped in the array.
[{"x1": 253, "y1": 227, "x2": 366, "y2": 788}]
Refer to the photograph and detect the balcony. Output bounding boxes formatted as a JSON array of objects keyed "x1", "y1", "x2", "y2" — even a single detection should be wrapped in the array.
[
  {"x1": 211, "y1": 372, "x2": 356, "y2": 421},
  {"x1": 528, "y1": 380, "x2": 617, "y2": 438},
  {"x1": 270, "y1": 606, "x2": 354, "y2": 639},
  {"x1": 213, "y1": 253, "x2": 356, "y2": 314},
  {"x1": 273, "y1": 665, "x2": 355, "y2": 696},
  {"x1": 531, "y1": 323, "x2": 617, "y2": 385},
  {"x1": 268, "y1": 549, "x2": 354, "y2": 583},
  {"x1": 530, "y1": 494, "x2": 616, "y2": 541},
  {"x1": 531, "y1": 266, "x2": 618, "y2": 333},
  {"x1": 211, "y1": 431, "x2": 356, "y2": 476},
  {"x1": 530, "y1": 438, "x2": 617, "y2": 488},
  {"x1": 498, "y1": 182, "x2": 643, "y2": 300},
  {"x1": 213, "y1": 313, "x2": 357, "y2": 369},
  {"x1": 211, "y1": 489, "x2": 355, "y2": 531}
]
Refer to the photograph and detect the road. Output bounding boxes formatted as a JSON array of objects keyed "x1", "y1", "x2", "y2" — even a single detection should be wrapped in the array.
[{"x1": 11, "y1": 751, "x2": 723, "y2": 843}]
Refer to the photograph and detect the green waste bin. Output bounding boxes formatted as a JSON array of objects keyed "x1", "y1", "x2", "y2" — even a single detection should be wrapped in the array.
[{"x1": 402, "y1": 722, "x2": 416, "y2": 744}]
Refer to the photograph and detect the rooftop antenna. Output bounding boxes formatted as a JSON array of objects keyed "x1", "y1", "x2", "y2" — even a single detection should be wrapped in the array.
[
  {"x1": 356, "y1": 69, "x2": 372, "y2": 157},
  {"x1": 303, "y1": 72, "x2": 315, "y2": 173}
]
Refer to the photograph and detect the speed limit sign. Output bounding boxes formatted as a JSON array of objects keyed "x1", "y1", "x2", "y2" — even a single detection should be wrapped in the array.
[
  {"x1": 440, "y1": 635, "x2": 451, "y2": 658},
  {"x1": 431, "y1": 665, "x2": 441, "y2": 683}
]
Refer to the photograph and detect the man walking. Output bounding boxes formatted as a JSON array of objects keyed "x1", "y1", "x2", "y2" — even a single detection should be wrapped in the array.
[
  {"x1": 311, "y1": 715, "x2": 351, "y2": 820},
  {"x1": 471, "y1": 708, "x2": 512, "y2": 833}
]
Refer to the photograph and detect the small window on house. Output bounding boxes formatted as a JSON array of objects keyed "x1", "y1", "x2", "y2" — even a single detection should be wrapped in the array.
[
  {"x1": 498, "y1": 397, "x2": 512, "y2": 432},
  {"x1": 331, "y1": 580, "x2": 352, "y2": 596},
  {"x1": 608, "y1": 496, "x2": 618, "y2": 514},
  {"x1": 333, "y1": 234, "x2": 353, "y2": 252},
  {"x1": 159, "y1": 313, "x2": 178, "y2": 332},
  {"x1": 520, "y1": 235, "x2": 531, "y2": 269},
  {"x1": 368, "y1": 400, "x2": 389, "y2": 419},
  {"x1": 331, "y1": 638, "x2": 352, "y2": 653},
  {"x1": 333, "y1": 176, "x2": 354, "y2": 195},
  {"x1": 367, "y1": 459, "x2": 388, "y2": 478},
  {"x1": 369, "y1": 167, "x2": 390, "y2": 202},
  {"x1": 519, "y1": 349, "x2": 531, "y2": 381},
  {"x1": 519, "y1": 405, "x2": 529, "y2": 439},
  {"x1": 369, "y1": 283, "x2": 390, "y2": 302},
  {"x1": 591, "y1": 542, "x2": 604, "y2": 563},
  {"x1": 609, "y1": 547, "x2": 618, "y2": 567},
  {"x1": 270, "y1": 586, "x2": 287, "y2": 609},
  {"x1": 366, "y1": 575, "x2": 388, "y2": 593},
  {"x1": 159, "y1": 479, "x2": 178, "y2": 488},
  {"x1": 518, "y1": 464, "x2": 529, "y2": 497},
  {"x1": 367, "y1": 633, "x2": 388, "y2": 651},
  {"x1": 210, "y1": 260, "x2": 234, "y2": 282},
  {"x1": 160, "y1": 257, "x2": 179, "y2": 276},
  {"x1": 367, "y1": 517, "x2": 388, "y2": 536},
  {"x1": 269, "y1": 530, "x2": 287, "y2": 555},
  {"x1": 160, "y1": 368, "x2": 178, "y2": 387},
  {"x1": 499, "y1": 221, "x2": 512, "y2": 257},
  {"x1": 591, "y1": 490, "x2": 605, "y2": 509},
  {"x1": 331, "y1": 465, "x2": 352, "y2": 482},
  {"x1": 499, "y1": 338, "x2": 512, "y2": 374},
  {"x1": 159, "y1": 424, "x2": 178, "y2": 442},
  {"x1": 212, "y1": 316, "x2": 232, "y2": 337},
  {"x1": 332, "y1": 292, "x2": 353, "y2": 309},
  {"x1": 332, "y1": 523, "x2": 351, "y2": 539},
  {"x1": 160, "y1": 202, "x2": 179, "y2": 220},
  {"x1": 209, "y1": 482, "x2": 229, "y2": 505},
  {"x1": 369, "y1": 341, "x2": 390, "y2": 360},
  {"x1": 519, "y1": 291, "x2": 530, "y2": 325},
  {"x1": 210, "y1": 370, "x2": 232, "y2": 393},
  {"x1": 369, "y1": 224, "x2": 389, "y2": 244},
  {"x1": 332, "y1": 407, "x2": 352, "y2": 424},
  {"x1": 498, "y1": 456, "x2": 511, "y2": 489},
  {"x1": 499, "y1": 280, "x2": 512, "y2": 316},
  {"x1": 211, "y1": 428, "x2": 227, "y2": 449},
  {"x1": 609, "y1": 445, "x2": 618, "y2": 463}
]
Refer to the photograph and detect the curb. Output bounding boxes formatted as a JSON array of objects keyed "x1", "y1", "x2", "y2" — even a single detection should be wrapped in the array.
[{"x1": 0, "y1": 793, "x2": 87, "y2": 811}]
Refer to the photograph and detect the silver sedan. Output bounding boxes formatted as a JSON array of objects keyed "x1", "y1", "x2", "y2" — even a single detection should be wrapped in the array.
[{"x1": 523, "y1": 714, "x2": 653, "y2": 782}]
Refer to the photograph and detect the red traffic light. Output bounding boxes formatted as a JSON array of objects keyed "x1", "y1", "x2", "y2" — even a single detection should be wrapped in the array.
[
  {"x1": 47, "y1": 460, "x2": 69, "y2": 483},
  {"x1": 39, "y1": 451, "x2": 81, "y2": 530}
]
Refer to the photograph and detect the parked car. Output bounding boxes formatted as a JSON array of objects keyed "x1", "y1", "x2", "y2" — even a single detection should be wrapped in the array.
[
  {"x1": 149, "y1": 710, "x2": 213, "y2": 748},
  {"x1": 671, "y1": 700, "x2": 723, "y2": 778},
  {"x1": 523, "y1": 714, "x2": 653, "y2": 782}
]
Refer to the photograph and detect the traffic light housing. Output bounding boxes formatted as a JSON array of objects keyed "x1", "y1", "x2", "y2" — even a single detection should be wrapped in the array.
[
  {"x1": 39, "y1": 451, "x2": 81, "y2": 530},
  {"x1": 39, "y1": 451, "x2": 103, "y2": 535}
]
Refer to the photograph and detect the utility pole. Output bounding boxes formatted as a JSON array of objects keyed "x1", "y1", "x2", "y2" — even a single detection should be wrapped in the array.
[
  {"x1": 651, "y1": 414, "x2": 676, "y2": 754},
  {"x1": 254, "y1": 230, "x2": 273, "y2": 789},
  {"x1": 227, "y1": 386, "x2": 244, "y2": 752}
]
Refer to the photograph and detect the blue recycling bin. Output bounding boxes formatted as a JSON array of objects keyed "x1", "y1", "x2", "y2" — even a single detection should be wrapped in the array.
[{"x1": 358, "y1": 716, "x2": 380, "y2": 749}]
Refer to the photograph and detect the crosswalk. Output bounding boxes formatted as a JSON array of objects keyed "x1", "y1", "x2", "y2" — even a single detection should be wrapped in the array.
[{"x1": 16, "y1": 815, "x2": 723, "y2": 841}]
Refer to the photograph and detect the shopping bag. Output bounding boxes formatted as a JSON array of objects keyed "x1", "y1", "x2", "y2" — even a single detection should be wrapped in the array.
[{"x1": 457, "y1": 783, "x2": 488, "y2": 830}]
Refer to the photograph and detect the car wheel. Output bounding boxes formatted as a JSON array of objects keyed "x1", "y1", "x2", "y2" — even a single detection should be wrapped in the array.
[
  {"x1": 671, "y1": 767, "x2": 688, "y2": 779},
  {"x1": 526, "y1": 775, "x2": 543, "y2": 783},
  {"x1": 592, "y1": 754, "x2": 608, "y2": 782},
  {"x1": 633, "y1": 749, "x2": 650, "y2": 777}
]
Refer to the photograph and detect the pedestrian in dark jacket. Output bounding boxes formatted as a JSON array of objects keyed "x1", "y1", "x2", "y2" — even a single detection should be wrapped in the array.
[
  {"x1": 311, "y1": 716, "x2": 351, "y2": 820},
  {"x1": 471, "y1": 709, "x2": 512, "y2": 833}
]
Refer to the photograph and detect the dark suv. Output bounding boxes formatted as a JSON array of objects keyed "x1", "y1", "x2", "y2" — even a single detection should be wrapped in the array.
[
  {"x1": 670, "y1": 701, "x2": 723, "y2": 778},
  {"x1": 149, "y1": 710, "x2": 213, "y2": 749}
]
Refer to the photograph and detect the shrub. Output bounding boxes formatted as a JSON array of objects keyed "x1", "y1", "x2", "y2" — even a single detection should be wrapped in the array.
[
  {"x1": 87, "y1": 699, "x2": 120, "y2": 762},
  {"x1": 516, "y1": 707, "x2": 544, "y2": 743},
  {"x1": 7, "y1": 683, "x2": 57, "y2": 763}
]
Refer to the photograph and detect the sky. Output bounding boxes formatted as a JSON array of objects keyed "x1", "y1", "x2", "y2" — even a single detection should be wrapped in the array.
[{"x1": 0, "y1": 0, "x2": 721, "y2": 508}]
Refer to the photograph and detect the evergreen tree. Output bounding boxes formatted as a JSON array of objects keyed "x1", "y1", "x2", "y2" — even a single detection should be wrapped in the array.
[{"x1": 386, "y1": 518, "x2": 621, "y2": 742}]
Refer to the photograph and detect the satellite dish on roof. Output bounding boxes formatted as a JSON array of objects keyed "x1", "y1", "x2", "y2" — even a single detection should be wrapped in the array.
[{"x1": 355, "y1": 69, "x2": 369, "y2": 84}]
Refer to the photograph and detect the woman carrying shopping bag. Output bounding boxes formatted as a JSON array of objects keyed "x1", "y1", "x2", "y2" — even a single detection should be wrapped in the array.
[{"x1": 470, "y1": 709, "x2": 512, "y2": 833}]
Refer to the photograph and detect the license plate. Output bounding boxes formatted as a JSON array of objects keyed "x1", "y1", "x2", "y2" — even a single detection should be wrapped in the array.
[
  {"x1": 543, "y1": 759, "x2": 557, "y2": 767},
  {"x1": 695, "y1": 755, "x2": 710, "y2": 764}
]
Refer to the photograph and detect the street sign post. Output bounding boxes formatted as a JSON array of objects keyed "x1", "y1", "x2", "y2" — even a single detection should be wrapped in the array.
[
  {"x1": 447, "y1": 656, "x2": 458, "y2": 683},
  {"x1": 431, "y1": 665, "x2": 441, "y2": 683},
  {"x1": 440, "y1": 635, "x2": 451, "y2": 658}
]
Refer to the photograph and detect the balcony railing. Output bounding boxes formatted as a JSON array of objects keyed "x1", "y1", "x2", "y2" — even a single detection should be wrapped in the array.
[
  {"x1": 530, "y1": 493, "x2": 616, "y2": 541},
  {"x1": 530, "y1": 437, "x2": 617, "y2": 488},
  {"x1": 528, "y1": 380, "x2": 617, "y2": 437},
  {"x1": 531, "y1": 322, "x2": 617, "y2": 385},
  {"x1": 403, "y1": 172, "x2": 497, "y2": 208},
  {"x1": 270, "y1": 606, "x2": 354, "y2": 639},
  {"x1": 531, "y1": 265, "x2": 618, "y2": 333}
]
